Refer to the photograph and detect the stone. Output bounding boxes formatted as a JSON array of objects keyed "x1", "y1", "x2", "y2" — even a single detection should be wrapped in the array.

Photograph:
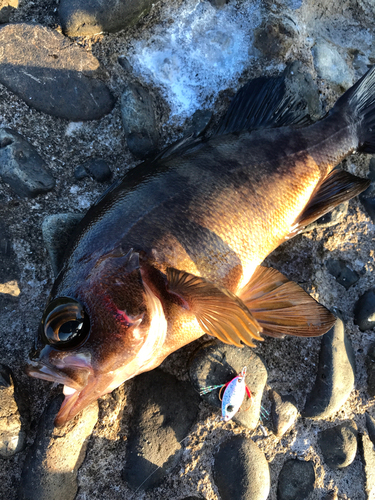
[
  {"x1": 76, "y1": 158, "x2": 112, "y2": 183},
  {"x1": 0, "y1": 0, "x2": 18, "y2": 23},
  {"x1": 0, "y1": 128, "x2": 55, "y2": 198},
  {"x1": 325, "y1": 259, "x2": 360, "y2": 289},
  {"x1": 313, "y1": 39, "x2": 353, "y2": 90},
  {"x1": 0, "y1": 222, "x2": 20, "y2": 309},
  {"x1": 122, "y1": 369, "x2": 200, "y2": 491},
  {"x1": 303, "y1": 319, "x2": 355, "y2": 419},
  {"x1": 254, "y1": 15, "x2": 298, "y2": 59},
  {"x1": 361, "y1": 432, "x2": 375, "y2": 500},
  {"x1": 365, "y1": 413, "x2": 375, "y2": 444},
  {"x1": 354, "y1": 289, "x2": 375, "y2": 331},
  {"x1": 277, "y1": 459, "x2": 315, "y2": 500},
  {"x1": 303, "y1": 202, "x2": 349, "y2": 232},
  {"x1": 121, "y1": 82, "x2": 159, "y2": 159},
  {"x1": 0, "y1": 23, "x2": 115, "y2": 121},
  {"x1": 213, "y1": 435, "x2": 270, "y2": 500},
  {"x1": 317, "y1": 421, "x2": 358, "y2": 469},
  {"x1": 270, "y1": 390, "x2": 299, "y2": 437},
  {"x1": 118, "y1": 55, "x2": 133, "y2": 73},
  {"x1": 366, "y1": 343, "x2": 375, "y2": 397},
  {"x1": 189, "y1": 340, "x2": 267, "y2": 429},
  {"x1": 19, "y1": 395, "x2": 98, "y2": 500},
  {"x1": 0, "y1": 364, "x2": 27, "y2": 457},
  {"x1": 359, "y1": 160, "x2": 375, "y2": 222},
  {"x1": 59, "y1": 0, "x2": 154, "y2": 36},
  {"x1": 42, "y1": 213, "x2": 84, "y2": 277}
]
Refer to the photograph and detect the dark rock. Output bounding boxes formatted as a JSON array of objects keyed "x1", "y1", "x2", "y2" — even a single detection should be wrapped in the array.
[
  {"x1": 0, "y1": 0, "x2": 18, "y2": 23},
  {"x1": 317, "y1": 421, "x2": 358, "y2": 469},
  {"x1": 42, "y1": 213, "x2": 84, "y2": 277},
  {"x1": 122, "y1": 369, "x2": 200, "y2": 491},
  {"x1": 303, "y1": 319, "x2": 355, "y2": 419},
  {"x1": 270, "y1": 390, "x2": 298, "y2": 437},
  {"x1": 185, "y1": 109, "x2": 213, "y2": 137},
  {"x1": 213, "y1": 435, "x2": 270, "y2": 500},
  {"x1": 208, "y1": 0, "x2": 229, "y2": 7},
  {"x1": 366, "y1": 343, "x2": 375, "y2": 397},
  {"x1": 0, "y1": 24, "x2": 115, "y2": 121},
  {"x1": 354, "y1": 289, "x2": 375, "y2": 331},
  {"x1": 118, "y1": 55, "x2": 133, "y2": 73},
  {"x1": 189, "y1": 341, "x2": 267, "y2": 429},
  {"x1": 0, "y1": 364, "x2": 27, "y2": 457},
  {"x1": 304, "y1": 202, "x2": 349, "y2": 232},
  {"x1": 0, "y1": 128, "x2": 55, "y2": 197},
  {"x1": 74, "y1": 164, "x2": 88, "y2": 181},
  {"x1": 277, "y1": 459, "x2": 315, "y2": 500},
  {"x1": 19, "y1": 395, "x2": 98, "y2": 500},
  {"x1": 77, "y1": 158, "x2": 112, "y2": 182},
  {"x1": 365, "y1": 413, "x2": 375, "y2": 444},
  {"x1": 359, "y1": 158, "x2": 375, "y2": 222},
  {"x1": 325, "y1": 259, "x2": 360, "y2": 289},
  {"x1": 254, "y1": 15, "x2": 298, "y2": 59},
  {"x1": 0, "y1": 222, "x2": 20, "y2": 307},
  {"x1": 59, "y1": 0, "x2": 154, "y2": 36},
  {"x1": 361, "y1": 432, "x2": 375, "y2": 499},
  {"x1": 322, "y1": 492, "x2": 338, "y2": 500},
  {"x1": 121, "y1": 82, "x2": 159, "y2": 159}
]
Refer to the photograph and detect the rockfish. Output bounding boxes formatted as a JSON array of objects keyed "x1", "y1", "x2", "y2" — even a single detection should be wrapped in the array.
[{"x1": 28, "y1": 66, "x2": 375, "y2": 427}]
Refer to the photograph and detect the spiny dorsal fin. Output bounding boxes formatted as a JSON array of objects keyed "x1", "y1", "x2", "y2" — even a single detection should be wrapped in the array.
[
  {"x1": 238, "y1": 266, "x2": 336, "y2": 338},
  {"x1": 287, "y1": 169, "x2": 370, "y2": 238},
  {"x1": 166, "y1": 268, "x2": 263, "y2": 347}
]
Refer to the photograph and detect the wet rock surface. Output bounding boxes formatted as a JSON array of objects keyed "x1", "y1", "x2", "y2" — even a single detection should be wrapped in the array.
[
  {"x1": 270, "y1": 391, "x2": 298, "y2": 437},
  {"x1": 325, "y1": 258, "x2": 360, "y2": 289},
  {"x1": 354, "y1": 289, "x2": 375, "y2": 331},
  {"x1": 318, "y1": 421, "x2": 358, "y2": 469},
  {"x1": 74, "y1": 158, "x2": 112, "y2": 182},
  {"x1": 277, "y1": 459, "x2": 315, "y2": 500},
  {"x1": 213, "y1": 435, "x2": 270, "y2": 500}
]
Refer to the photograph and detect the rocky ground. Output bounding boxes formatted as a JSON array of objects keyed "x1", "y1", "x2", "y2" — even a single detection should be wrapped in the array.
[{"x1": 1, "y1": 0, "x2": 375, "y2": 499}]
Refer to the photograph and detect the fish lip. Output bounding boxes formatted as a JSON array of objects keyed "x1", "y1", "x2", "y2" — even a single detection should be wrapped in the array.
[{"x1": 26, "y1": 360, "x2": 84, "y2": 391}]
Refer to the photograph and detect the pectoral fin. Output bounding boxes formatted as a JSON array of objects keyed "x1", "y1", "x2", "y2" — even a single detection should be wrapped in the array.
[
  {"x1": 166, "y1": 268, "x2": 263, "y2": 347},
  {"x1": 238, "y1": 266, "x2": 336, "y2": 337}
]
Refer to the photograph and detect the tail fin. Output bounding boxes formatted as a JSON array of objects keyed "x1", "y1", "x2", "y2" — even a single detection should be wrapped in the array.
[{"x1": 330, "y1": 66, "x2": 375, "y2": 153}]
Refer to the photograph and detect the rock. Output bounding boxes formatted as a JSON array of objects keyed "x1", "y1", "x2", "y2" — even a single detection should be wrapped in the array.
[
  {"x1": 0, "y1": 222, "x2": 21, "y2": 309},
  {"x1": 59, "y1": 0, "x2": 154, "y2": 36},
  {"x1": 189, "y1": 341, "x2": 267, "y2": 429},
  {"x1": 303, "y1": 202, "x2": 349, "y2": 232},
  {"x1": 365, "y1": 413, "x2": 375, "y2": 444},
  {"x1": 42, "y1": 213, "x2": 84, "y2": 277},
  {"x1": 0, "y1": 24, "x2": 115, "y2": 121},
  {"x1": 313, "y1": 39, "x2": 353, "y2": 90},
  {"x1": 0, "y1": 0, "x2": 18, "y2": 23},
  {"x1": 322, "y1": 492, "x2": 338, "y2": 500},
  {"x1": 0, "y1": 365, "x2": 27, "y2": 457},
  {"x1": 303, "y1": 319, "x2": 355, "y2": 419},
  {"x1": 122, "y1": 369, "x2": 200, "y2": 491},
  {"x1": 254, "y1": 15, "x2": 298, "y2": 59},
  {"x1": 317, "y1": 421, "x2": 358, "y2": 469},
  {"x1": 208, "y1": 0, "x2": 229, "y2": 7},
  {"x1": 361, "y1": 432, "x2": 375, "y2": 500},
  {"x1": 277, "y1": 459, "x2": 315, "y2": 500},
  {"x1": 118, "y1": 55, "x2": 133, "y2": 73},
  {"x1": 354, "y1": 289, "x2": 375, "y2": 331},
  {"x1": 0, "y1": 128, "x2": 55, "y2": 198},
  {"x1": 19, "y1": 395, "x2": 98, "y2": 500},
  {"x1": 359, "y1": 158, "x2": 375, "y2": 222},
  {"x1": 213, "y1": 435, "x2": 270, "y2": 500},
  {"x1": 75, "y1": 159, "x2": 112, "y2": 182},
  {"x1": 325, "y1": 259, "x2": 360, "y2": 289},
  {"x1": 121, "y1": 82, "x2": 159, "y2": 159},
  {"x1": 270, "y1": 390, "x2": 299, "y2": 437},
  {"x1": 366, "y1": 343, "x2": 375, "y2": 397}
]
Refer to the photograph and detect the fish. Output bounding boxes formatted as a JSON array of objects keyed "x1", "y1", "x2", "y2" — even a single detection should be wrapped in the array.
[{"x1": 27, "y1": 65, "x2": 375, "y2": 427}]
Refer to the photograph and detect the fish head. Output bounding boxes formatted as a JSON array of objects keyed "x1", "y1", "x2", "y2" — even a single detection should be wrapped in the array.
[{"x1": 27, "y1": 249, "x2": 168, "y2": 426}]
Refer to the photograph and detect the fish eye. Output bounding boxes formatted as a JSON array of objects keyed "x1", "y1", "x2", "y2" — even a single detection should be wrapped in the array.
[
  {"x1": 226, "y1": 405, "x2": 234, "y2": 413},
  {"x1": 41, "y1": 297, "x2": 90, "y2": 349}
]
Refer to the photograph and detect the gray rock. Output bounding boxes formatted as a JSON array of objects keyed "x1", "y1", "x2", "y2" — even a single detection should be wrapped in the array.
[
  {"x1": 0, "y1": 365, "x2": 27, "y2": 457},
  {"x1": 19, "y1": 395, "x2": 98, "y2": 500},
  {"x1": 359, "y1": 158, "x2": 375, "y2": 222},
  {"x1": 0, "y1": 222, "x2": 21, "y2": 308},
  {"x1": 213, "y1": 435, "x2": 270, "y2": 500},
  {"x1": 313, "y1": 39, "x2": 353, "y2": 90},
  {"x1": 270, "y1": 390, "x2": 299, "y2": 437},
  {"x1": 303, "y1": 202, "x2": 349, "y2": 232},
  {"x1": 322, "y1": 492, "x2": 338, "y2": 500},
  {"x1": 189, "y1": 341, "x2": 267, "y2": 429},
  {"x1": 318, "y1": 421, "x2": 358, "y2": 469},
  {"x1": 42, "y1": 213, "x2": 84, "y2": 277},
  {"x1": 118, "y1": 55, "x2": 133, "y2": 73},
  {"x1": 0, "y1": 128, "x2": 55, "y2": 198},
  {"x1": 75, "y1": 158, "x2": 112, "y2": 183},
  {"x1": 59, "y1": 0, "x2": 154, "y2": 36},
  {"x1": 122, "y1": 369, "x2": 200, "y2": 491},
  {"x1": 0, "y1": 23, "x2": 115, "y2": 121},
  {"x1": 303, "y1": 319, "x2": 355, "y2": 419},
  {"x1": 361, "y1": 432, "x2": 375, "y2": 500},
  {"x1": 365, "y1": 413, "x2": 375, "y2": 444},
  {"x1": 277, "y1": 459, "x2": 315, "y2": 500},
  {"x1": 254, "y1": 15, "x2": 298, "y2": 59},
  {"x1": 121, "y1": 82, "x2": 159, "y2": 159},
  {"x1": 0, "y1": 0, "x2": 18, "y2": 23},
  {"x1": 354, "y1": 289, "x2": 375, "y2": 331},
  {"x1": 366, "y1": 343, "x2": 375, "y2": 397},
  {"x1": 325, "y1": 259, "x2": 360, "y2": 289}
]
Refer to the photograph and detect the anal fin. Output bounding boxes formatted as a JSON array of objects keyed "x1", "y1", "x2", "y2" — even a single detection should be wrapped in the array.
[{"x1": 238, "y1": 266, "x2": 336, "y2": 338}]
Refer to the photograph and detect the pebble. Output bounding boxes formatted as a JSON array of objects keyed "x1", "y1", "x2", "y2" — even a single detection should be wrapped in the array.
[
  {"x1": 277, "y1": 459, "x2": 315, "y2": 500},
  {"x1": 122, "y1": 369, "x2": 200, "y2": 491},
  {"x1": 121, "y1": 82, "x2": 159, "y2": 159},
  {"x1": 0, "y1": 222, "x2": 21, "y2": 308},
  {"x1": 365, "y1": 413, "x2": 375, "y2": 444},
  {"x1": 59, "y1": 0, "x2": 154, "y2": 36},
  {"x1": 0, "y1": 0, "x2": 17, "y2": 23},
  {"x1": 0, "y1": 128, "x2": 55, "y2": 198},
  {"x1": 325, "y1": 258, "x2": 360, "y2": 289},
  {"x1": 42, "y1": 213, "x2": 84, "y2": 277},
  {"x1": 189, "y1": 341, "x2": 267, "y2": 429},
  {"x1": 366, "y1": 343, "x2": 375, "y2": 397},
  {"x1": 303, "y1": 202, "x2": 349, "y2": 232},
  {"x1": 354, "y1": 289, "x2": 375, "y2": 331},
  {"x1": 213, "y1": 435, "x2": 270, "y2": 500},
  {"x1": 19, "y1": 395, "x2": 98, "y2": 500},
  {"x1": 270, "y1": 390, "x2": 299, "y2": 437},
  {"x1": 361, "y1": 432, "x2": 375, "y2": 500},
  {"x1": 317, "y1": 421, "x2": 358, "y2": 469},
  {"x1": 0, "y1": 365, "x2": 27, "y2": 457},
  {"x1": 0, "y1": 24, "x2": 115, "y2": 121},
  {"x1": 359, "y1": 156, "x2": 375, "y2": 222},
  {"x1": 312, "y1": 39, "x2": 353, "y2": 90},
  {"x1": 74, "y1": 158, "x2": 112, "y2": 183},
  {"x1": 254, "y1": 15, "x2": 298, "y2": 59},
  {"x1": 303, "y1": 318, "x2": 355, "y2": 419}
]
